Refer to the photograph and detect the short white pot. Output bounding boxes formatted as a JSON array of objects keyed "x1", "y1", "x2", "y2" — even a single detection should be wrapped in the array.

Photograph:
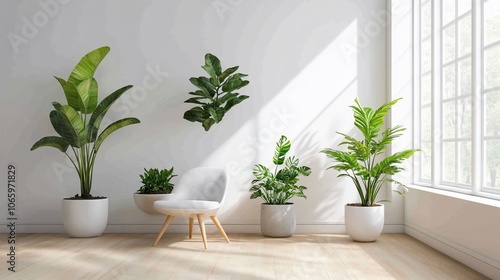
[
  {"x1": 133, "y1": 192, "x2": 172, "y2": 214},
  {"x1": 345, "y1": 204, "x2": 384, "y2": 242},
  {"x1": 260, "y1": 203, "x2": 296, "y2": 237},
  {"x1": 62, "y1": 198, "x2": 108, "y2": 238}
]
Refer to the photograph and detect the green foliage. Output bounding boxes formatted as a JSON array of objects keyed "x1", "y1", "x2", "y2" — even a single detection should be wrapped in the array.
[
  {"x1": 31, "y1": 46, "x2": 140, "y2": 198},
  {"x1": 138, "y1": 167, "x2": 177, "y2": 194},
  {"x1": 250, "y1": 135, "x2": 312, "y2": 204},
  {"x1": 183, "y1": 53, "x2": 250, "y2": 131},
  {"x1": 321, "y1": 98, "x2": 418, "y2": 206}
]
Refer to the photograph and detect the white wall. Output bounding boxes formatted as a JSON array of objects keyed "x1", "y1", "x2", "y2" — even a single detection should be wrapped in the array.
[
  {"x1": 0, "y1": 0, "x2": 397, "y2": 233},
  {"x1": 405, "y1": 188, "x2": 500, "y2": 279}
]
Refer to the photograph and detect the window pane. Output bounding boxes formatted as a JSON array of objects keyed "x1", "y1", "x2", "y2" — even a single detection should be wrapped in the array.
[
  {"x1": 443, "y1": 64, "x2": 456, "y2": 99},
  {"x1": 484, "y1": 139, "x2": 500, "y2": 188},
  {"x1": 422, "y1": 39, "x2": 432, "y2": 73},
  {"x1": 484, "y1": 46, "x2": 500, "y2": 89},
  {"x1": 443, "y1": 142, "x2": 456, "y2": 182},
  {"x1": 443, "y1": 101, "x2": 456, "y2": 139},
  {"x1": 422, "y1": 2, "x2": 432, "y2": 39},
  {"x1": 458, "y1": 14, "x2": 471, "y2": 56},
  {"x1": 422, "y1": 73, "x2": 432, "y2": 105},
  {"x1": 484, "y1": 0, "x2": 500, "y2": 45},
  {"x1": 459, "y1": 141, "x2": 472, "y2": 185},
  {"x1": 458, "y1": 0, "x2": 471, "y2": 17},
  {"x1": 443, "y1": 24, "x2": 456, "y2": 64},
  {"x1": 421, "y1": 106, "x2": 432, "y2": 142},
  {"x1": 443, "y1": 0, "x2": 456, "y2": 26},
  {"x1": 484, "y1": 91, "x2": 500, "y2": 136},
  {"x1": 458, "y1": 97, "x2": 472, "y2": 138},
  {"x1": 421, "y1": 142, "x2": 432, "y2": 181},
  {"x1": 459, "y1": 57, "x2": 471, "y2": 96}
]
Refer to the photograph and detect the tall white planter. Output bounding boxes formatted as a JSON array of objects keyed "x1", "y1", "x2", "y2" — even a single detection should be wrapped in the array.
[
  {"x1": 345, "y1": 204, "x2": 384, "y2": 242},
  {"x1": 260, "y1": 203, "x2": 296, "y2": 237},
  {"x1": 62, "y1": 198, "x2": 108, "y2": 238}
]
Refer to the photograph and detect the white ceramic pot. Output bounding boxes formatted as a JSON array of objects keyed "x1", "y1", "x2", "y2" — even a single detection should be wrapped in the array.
[
  {"x1": 260, "y1": 203, "x2": 296, "y2": 237},
  {"x1": 133, "y1": 192, "x2": 172, "y2": 214},
  {"x1": 62, "y1": 198, "x2": 108, "y2": 238},
  {"x1": 345, "y1": 204, "x2": 384, "y2": 242}
]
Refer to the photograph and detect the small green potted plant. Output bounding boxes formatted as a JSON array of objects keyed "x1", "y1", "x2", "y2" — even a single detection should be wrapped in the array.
[
  {"x1": 133, "y1": 167, "x2": 177, "y2": 214},
  {"x1": 183, "y1": 53, "x2": 250, "y2": 131},
  {"x1": 250, "y1": 135, "x2": 312, "y2": 237},
  {"x1": 321, "y1": 98, "x2": 418, "y2": 242},
  {"x1": 30, "y1": 46, "x2": 140, "y2": 238}
]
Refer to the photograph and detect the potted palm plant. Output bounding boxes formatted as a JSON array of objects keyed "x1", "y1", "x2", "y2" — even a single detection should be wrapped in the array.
[
  {"x1": 133, "y1": 167, "x2": 177, "y2": 214},
  {"x1": 321, "y1": 98, "x2": 417, "y2": 242},
  {"x1": 30, "y1": 46, "x2": 140, "y2": 238},
  {"x1": 250, "y1": 135, "x2": 311, "y2": 237}
]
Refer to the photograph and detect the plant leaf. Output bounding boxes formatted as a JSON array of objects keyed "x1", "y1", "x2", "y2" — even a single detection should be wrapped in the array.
[
  {"x1": 61, "y1": 81, "x2": 81, "y2": 111},
  {"x1": 50, "y1": 105, "x2": 86, "y2": 148},
  {"x1": 30, "y1": 136, "x2": 70, "y2": 152},
  {"x1": 224, "y1": 95, "x2": 249, "y2": 111},
  {"x1": 201, "y1": 53, "x2": 222, "y2": 78},
  {"x1": 67, "y1": 46, "x2": 110, "y2": 86},
  {"x1": 94, "y1": 117, "x2": 140, "y2": 151},
  {"x1": 189, "y1": 77, "x2": 215, "y2": 98},
  {"x1": 273, "y1": 135, "x2": 291, "y2": 165},
  {"x1": 216, "y1": 92, "x2": 238, "y2": 107},
  {"x1": 202, "y1": 118, "x2": 216, "y2": 131},
  {"x1": 183, "y1": 107, "x2": 210, "y2": 123},
  {"x1": 222, "y1": 78, "x2": 249, "y2": 93},
  {"x1": 184, "y1": 97, "x2": 207, "y2": 105},
  {"x1": 76, "y1": 78, "x2": 98, "y2": 114},
  {"x1": 87, "y1": 85, "x2": 133, "y2": 142},
  {"x1": 208, "y1": 107, "x2": 226, "y2": 123},
  {"x1": 219, "y1": 66, "x2": 239, "y2": 82},
  {"x1": 253, "y1": 164, "x2": 271, "y2": 180}
]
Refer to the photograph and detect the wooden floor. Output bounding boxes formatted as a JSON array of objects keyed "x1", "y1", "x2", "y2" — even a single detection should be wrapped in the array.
[{"x1": 0, "y1": 233, "x2": 488, "y2": 280}]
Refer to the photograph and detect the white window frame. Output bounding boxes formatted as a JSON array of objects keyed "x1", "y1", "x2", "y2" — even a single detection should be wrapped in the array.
[{"x1": 413, "y1": 0, "x2": 500, "y2": 200}]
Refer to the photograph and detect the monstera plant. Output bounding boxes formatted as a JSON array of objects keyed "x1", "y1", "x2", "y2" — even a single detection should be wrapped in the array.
[
  {"x1": 183, "y1": 53, "x2": 250, "y2": 131},
  {"x1": 31, "y1": 46, "x2": 140, "y2": 199},
  {"x1": 250, "y1": 135, "x2": 311, "y2": 237}
]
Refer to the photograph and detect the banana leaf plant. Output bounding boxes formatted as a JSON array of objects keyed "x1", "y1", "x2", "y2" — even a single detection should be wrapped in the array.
[
  {"x1": 183, "y1": 53, "x2": 249, "y2": 131},
  {"x1": 250, "y1": 135, "x2": 312, "y2": 204},
  {"x1": 30, "y1": 46, "x2": 140, "y2": 199},
  {"x1": 321, "y1": 98, "x2": 418, "y2": 206}
]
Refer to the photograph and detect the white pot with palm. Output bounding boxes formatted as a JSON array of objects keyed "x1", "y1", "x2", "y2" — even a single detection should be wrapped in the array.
[
  {"x1": 30, "y1": 46, "x2": 141, "y2": 237},
  {"x1": 321, "y1": 98, "x2": 418, "y2": 242}
]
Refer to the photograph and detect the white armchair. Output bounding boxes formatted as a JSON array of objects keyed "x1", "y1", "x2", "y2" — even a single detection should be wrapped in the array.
[{"x1": 152, "y1": 167, "x2": 230, "y2": 249}]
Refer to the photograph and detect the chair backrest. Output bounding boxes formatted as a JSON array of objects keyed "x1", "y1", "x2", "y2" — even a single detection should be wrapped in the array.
[{"x1": 172, "y1": 167, "x2": 229, "y2": 203}]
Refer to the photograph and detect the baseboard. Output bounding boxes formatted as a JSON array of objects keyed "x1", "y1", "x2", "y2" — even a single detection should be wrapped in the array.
[
  {"x1": 0, "y1": 222, "x2": 404, "y2": 234},
  {"x1": 405, "y1": 224, "x2": 500, "y2": 279}
]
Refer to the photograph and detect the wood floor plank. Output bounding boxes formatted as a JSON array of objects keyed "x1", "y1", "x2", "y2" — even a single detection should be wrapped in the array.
[{"x1": 0, "y1": 233, "x2": 489, "y2": 280}]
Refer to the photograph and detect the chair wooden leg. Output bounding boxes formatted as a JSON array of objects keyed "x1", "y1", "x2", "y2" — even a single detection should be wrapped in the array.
[
  {"x1": 153, "y1": 215, "x2": 175, "y2": 247},
  {"x1": 210, "y1": 216, "x2": 230, "y2": 243},
  {"x1": 196, "y1": 214, "x2": 207, "y2": 249},
  {"x1": 188, "y1": 218, "x2": 194, "y2": 239}
]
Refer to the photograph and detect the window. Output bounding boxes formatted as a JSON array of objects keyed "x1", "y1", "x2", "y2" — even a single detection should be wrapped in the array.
[{"x1": 414, "y1": 0, "x2": 500, "y2": 199}]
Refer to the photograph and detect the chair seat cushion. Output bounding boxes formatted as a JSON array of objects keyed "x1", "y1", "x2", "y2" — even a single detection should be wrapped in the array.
[{"x1": 153, "y1": 200, "x2": 221, "y2": 216}]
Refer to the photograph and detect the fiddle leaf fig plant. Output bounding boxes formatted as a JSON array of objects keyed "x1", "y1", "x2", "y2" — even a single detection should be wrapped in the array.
[
  {"x1": 250, "y1": 135, "x2": 312, "y2": 204},
  {"x1": 183, "y1": 53, "x2": 250, "y2": 131},
  {"x1": 321, "y1": 98, "x2": 418, "y2": 206},
  {"x1": 30, "y1": 46, "x2": 140, "y2": 199}
]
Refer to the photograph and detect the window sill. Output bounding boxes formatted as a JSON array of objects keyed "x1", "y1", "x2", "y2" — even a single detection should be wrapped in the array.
[{"x1": 407, "y1": 185, "x2": 500, "y2": 208}]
